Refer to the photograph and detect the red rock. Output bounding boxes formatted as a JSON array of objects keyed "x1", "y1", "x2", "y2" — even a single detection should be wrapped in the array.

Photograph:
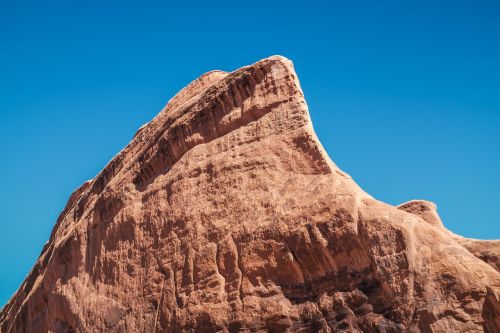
[{"x1": 1, "y1": 56, "x2": 499, "y2": 332}]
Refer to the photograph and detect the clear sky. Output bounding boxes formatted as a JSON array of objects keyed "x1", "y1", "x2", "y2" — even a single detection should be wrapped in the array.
[{"x1": 1, "y1": 0, "x2": 499, "y2": 307}]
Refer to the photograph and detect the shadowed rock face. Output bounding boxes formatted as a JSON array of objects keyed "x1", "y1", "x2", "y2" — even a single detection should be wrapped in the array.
[{"x1": 1, "y1": 56, "x2": 499, "y2": 333}]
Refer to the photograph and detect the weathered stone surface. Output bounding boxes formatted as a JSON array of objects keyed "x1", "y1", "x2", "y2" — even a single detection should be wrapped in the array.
[
  {"x1": 398, "y1": 200, "x2": 500, "y2": 275},
  {"x1": 1, "y1": 56, "x2": 499, "y2": 332}
]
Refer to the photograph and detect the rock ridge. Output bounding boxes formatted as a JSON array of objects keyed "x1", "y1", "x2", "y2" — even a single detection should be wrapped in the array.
[{"x1": 1, "y1": 56, "x2": 499, "y2": 333}]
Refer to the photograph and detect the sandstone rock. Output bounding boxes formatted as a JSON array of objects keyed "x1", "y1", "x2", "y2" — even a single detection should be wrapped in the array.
[
  {"x1": 398, "y1": 200, "x2": 500, "y2": 275},
  {"x1": 1, "y1": 56, "x2": 499, "y2": 332},
  {"x1": 397, "y1": 200, "x2": 444, "y2": 229}
]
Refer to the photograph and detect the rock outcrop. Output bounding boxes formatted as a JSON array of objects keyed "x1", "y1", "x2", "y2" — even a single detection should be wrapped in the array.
[{"x1": 1, "y1": 56, "x2": 499, "y2": 332}]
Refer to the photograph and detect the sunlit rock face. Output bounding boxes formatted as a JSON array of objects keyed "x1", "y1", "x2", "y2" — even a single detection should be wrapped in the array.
[{"x1": 1, "y1": 56, "x2": 499, "y2": 333}]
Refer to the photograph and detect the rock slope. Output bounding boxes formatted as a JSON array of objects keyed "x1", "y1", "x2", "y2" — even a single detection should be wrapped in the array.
[{"x1": 1, "y1": 56, "x2": 499, "y2": 333}]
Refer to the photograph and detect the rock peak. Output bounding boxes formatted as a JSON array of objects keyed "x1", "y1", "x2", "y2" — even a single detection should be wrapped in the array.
[
  {"x1": 1, "y1": 57, "x2": 499, "y2": 333},
  {"x1": 397, "y1": 199, "x2": 444, "y2": 228}
]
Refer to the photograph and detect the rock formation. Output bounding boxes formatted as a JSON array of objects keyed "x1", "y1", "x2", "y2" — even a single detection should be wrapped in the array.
[{"x1": 1, "y1": 56, "x2": 499, "y2": 332}]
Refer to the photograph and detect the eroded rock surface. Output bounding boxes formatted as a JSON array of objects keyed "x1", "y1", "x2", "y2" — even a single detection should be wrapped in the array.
[{"x1": 1, "y1": 56, "x2": 499, "y2": 332}]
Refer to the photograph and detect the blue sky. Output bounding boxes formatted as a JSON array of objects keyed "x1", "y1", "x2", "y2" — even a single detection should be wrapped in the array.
[{"x1": 0, "y1": 0, "x2": 499, "y2": 307}]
